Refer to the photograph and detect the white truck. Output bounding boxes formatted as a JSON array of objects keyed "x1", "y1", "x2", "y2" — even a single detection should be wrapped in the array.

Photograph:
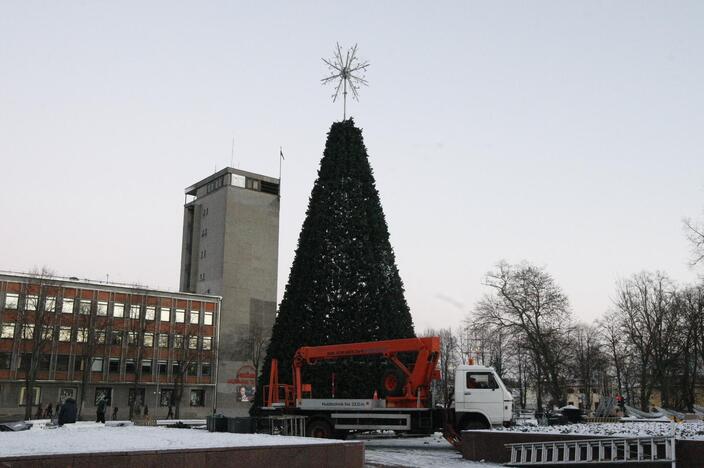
[{"x1": 262, "y1": 337, "x2": 513, "y2": 443}]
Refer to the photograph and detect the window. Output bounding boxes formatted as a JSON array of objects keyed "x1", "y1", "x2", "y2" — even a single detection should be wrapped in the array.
[
  {"x1": 19, "y1": 387, "x2": 41, "y2": 406},
  {"x1": 201, "y1": 228, "x2": 207, "y2": 238},
  {"x1": 4, "y1": 293, "x2": 18, "y2": 309},
  {"x1": 231, "y1": 174, "x2": 246, "y2": 188},
  {"x1": 95, "y1": 387, "x2": 112, "y2": 405},
  {"x1": 157, "y1": 361, "x2": 168, "y2": 376},
  {"x1": 0, "y1": 352, "x2": 11, "y2": 369},
  {"x1": 125, "y1": 359, "x2": 136, "y2": 374},
  {"x1": 59, "y1": 326, "x2": 72, "y2": 342},
  {"x1": 76, "y1": 329, "x2": 88, "y2": 343},
  {"x1": 145, "y1": 306, "x2": 155, "y2": 321},
  {"x1": 190, "y1": 310, "x2": 199, "y2": 324},
  {"x1": 188, "y1": 336, "x2": 198, "y2": 349},
  {"x1": 202, "y1": 336, "x2": 212, "y2": 350},
  {"x1": 1, "y1": 323, "x2": 14, "y2": 339},
  {"x1": 466, "y1": 372, "x2": 498, "y2": 390},
  {"x1": 187, "y1": 363, "x2": 197, "y2": 376},
  {"x1": 198, "y1": 273, "x2": 205, "y2": 281},
  {"x1": 62, "y1": 298, "x2": 74, "y2": 314},
  {"x1": 21, "y1": 324, "x2": 34, "y2": 340},
  {"x1": 91, "y1": 358, "x2": 104, "y2": 372},
  {"x1": 158, "y1": 334, "x2": 169, "y2": 348},
  {"x1": 175, "y1": 309, "x2": 185, "y2": 323},
  {"x1": 190, "y1": 389, "x2": 204, "y2": 407},
  {"x1": 108, "y1": 358, "x2": 120, "y2": 373},
  {"x1": 246, "y1": 178, "x2": 260, "y2": 191},
  {"x1": 45, "y1": 296, "x2": 56, "y2": 311},
  {"x1": 200, "y1": 249, "x2": 206, "y2": 259},
  {"x1": 25, "y1": 295, "x2": 38, "y2": 311},
  {"x1": 127, "y1": 331, "x2": 138, "y2": 345},
  {"x1": 204, "y1": 311, "x2": 213, "y2": 326},
  {"x1": 74, "y1": 357, "x2": 86, "y2": 372},
  {"x1": 143, "y1": 332, "x2": 154, "y2": 347},
  {"x1": 79, "y1": 300, "x2": 91, "y2": 315},
  {"x1": 172, "y1": 362, "x2": 180, "y2": 375},
  {"x1": 129, "y1": 304, "x2": 140, "y2": 319},
  {"x1": 41, "y1": 326, "x2": 53, "y2": 341},
  {"x1": 37, "y1": 354, "x2": 51, "y2": 371},
  {"x1": 97, "y1": 301, "x2": 108, "y2": 316},
  {"x1": 141, "y1": 359, "x2": 152, "y2": 374},
  {"x1": 159, "y1": 388, "x2": 172, "y2": 406},
  {"x1": 129, "y1": 388, "x2": 145, "y2": 406},
  {"x1": 201, "y1": 206, "x2": 209, "y2": 217},
  {"x1": 56, "y1": 355, "x2": 70, "y2": 371},
  {"x1": 173, "y1": 334, "x2": 183, "y2": 349},
  {"x1": 113, "y1": 303, "x2": 124, "y2": 318},
  {"x1": 160, "y1": 307, "x2": 170, "y2": 322},
  {"x1": 95, "y1": 330, "x2": 106, "y2": 344},
  {"x1": 110, "y1": 330, "x2": 123, "y2": 345}
]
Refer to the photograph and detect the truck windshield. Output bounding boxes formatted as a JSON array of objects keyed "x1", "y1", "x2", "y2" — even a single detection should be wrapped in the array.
[{"x1": 466, "y1": 372, "x2": 498, "y2": 390}]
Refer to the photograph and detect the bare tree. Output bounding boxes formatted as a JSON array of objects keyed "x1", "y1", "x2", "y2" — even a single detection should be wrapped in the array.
[
  {"x1": 420, "y1": 327, "x2": 459, "y2": 407},
  {"x1": 14, "y1": 268, "x2": 57, "y2": 420},
  {"x1": 684, "y1": 215, "x2": 704, "y2": 266},
  {"x1": 244, "y1": 321, "x2": 270, "y2": 380},
  {"x1": 74, "y1": 300, "x2": 108, "y2": 418},
  {"x1": 172, "y1": 322, "x2": 201, "y2": 418},
  {"x1": 570, "y1": 323, "x2": 607, "y2": 411},
  {"x1": 471, "y1": 261, "x2": 572, "y2": 410}
]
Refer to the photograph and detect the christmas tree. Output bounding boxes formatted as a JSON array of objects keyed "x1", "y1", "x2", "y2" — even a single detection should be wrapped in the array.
[{"x1": 255, "y1": 119, "x2": 415, "y2": 406}]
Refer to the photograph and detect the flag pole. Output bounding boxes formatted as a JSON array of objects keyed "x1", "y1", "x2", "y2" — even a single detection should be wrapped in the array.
[{"x1": 279, "y1": 146, "x2": 284, "y2": 199}]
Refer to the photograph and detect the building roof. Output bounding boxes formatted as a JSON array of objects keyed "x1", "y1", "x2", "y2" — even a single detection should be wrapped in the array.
[
  {"x1": 184, "y1": 167, "x2": 279, "y2": 196},
  {"x1": 0, "y1": 270, "x2": 221, "y2": 302}
]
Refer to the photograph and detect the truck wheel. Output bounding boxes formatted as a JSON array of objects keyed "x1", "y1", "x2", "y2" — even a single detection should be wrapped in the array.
[
  {"x1": 380, "y1": 369, "x2": 405, "y2": 397},
  {"x1": 307, "y1": 419, "x2": 333, "y2": 438}
]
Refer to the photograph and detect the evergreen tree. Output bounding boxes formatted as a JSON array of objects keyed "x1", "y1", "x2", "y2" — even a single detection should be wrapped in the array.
[{"x1": 255, "y1": 119, "x2": 414, "y2": 406}]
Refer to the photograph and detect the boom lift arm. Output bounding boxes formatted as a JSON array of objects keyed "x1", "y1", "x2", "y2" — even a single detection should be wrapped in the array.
[{"x1": 266, "y1": 336, "x2": 441, "y2": 409}]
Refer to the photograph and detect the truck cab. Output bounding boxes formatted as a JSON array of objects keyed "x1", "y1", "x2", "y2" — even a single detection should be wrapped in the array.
[{"x1": 454, "y1": 364, "x2": 513, "y2": 429}]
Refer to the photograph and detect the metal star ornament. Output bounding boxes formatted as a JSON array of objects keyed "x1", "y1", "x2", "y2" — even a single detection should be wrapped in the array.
[{"x1": 321, "y1": 43, "x2": 369, "y2": 120}]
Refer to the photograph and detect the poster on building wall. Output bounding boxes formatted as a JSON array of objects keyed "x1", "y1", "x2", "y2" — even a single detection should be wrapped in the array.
[{"x1": 228, "y1": 364, "x2": 256, "y2": 402}]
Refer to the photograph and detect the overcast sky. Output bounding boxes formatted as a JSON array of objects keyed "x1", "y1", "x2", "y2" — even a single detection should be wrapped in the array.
[{"x1": 1, "y1": 1, "x2": 703, "y2": 332}]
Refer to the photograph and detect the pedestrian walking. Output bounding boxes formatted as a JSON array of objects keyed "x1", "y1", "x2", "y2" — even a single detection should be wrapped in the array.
[
  {"x1": 112, "y1": 406, "x2": 119, "y2": 420},
  {"x1": 143, "y1": 404, "x2": 149, "y2": 417},
  {"x1": 44, "y1": 403, "x2": 53, "y2": 419},
  {"x1": 96, "y1": 396, "x2": 107, "y2": 423},
  {"x1": 166, "y1": 404, "x2": 174, "y2": 419}
]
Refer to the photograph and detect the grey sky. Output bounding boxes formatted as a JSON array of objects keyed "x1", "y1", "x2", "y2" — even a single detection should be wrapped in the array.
[{"x1": 1, "y1": 1, "x2": 703, "y2": 332}]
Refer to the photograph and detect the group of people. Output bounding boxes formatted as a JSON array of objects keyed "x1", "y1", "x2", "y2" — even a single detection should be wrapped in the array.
[{"x1": 32, "y1": 398, "x2": 149, "y2": 426}]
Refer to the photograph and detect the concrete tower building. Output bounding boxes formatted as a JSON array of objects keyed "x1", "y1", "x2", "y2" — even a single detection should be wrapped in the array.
[{"x1": 179, "y1": 167, "x2": 280, "y2": 414}]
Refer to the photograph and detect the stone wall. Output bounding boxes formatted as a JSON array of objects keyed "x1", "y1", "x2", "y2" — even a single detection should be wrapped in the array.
[{"x1": 0, "y1": 442, "x2": 364, "y2": 468}]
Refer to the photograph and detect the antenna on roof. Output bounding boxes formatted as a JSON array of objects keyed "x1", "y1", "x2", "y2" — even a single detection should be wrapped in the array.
[{"x1": 230, "y1": 136, "x2": 235, "y2": 168}]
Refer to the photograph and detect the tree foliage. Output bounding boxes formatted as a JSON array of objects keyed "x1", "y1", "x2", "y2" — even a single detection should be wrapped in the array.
[{"x1": 255, "y1": 119, "x2": 414, "y2": 406}]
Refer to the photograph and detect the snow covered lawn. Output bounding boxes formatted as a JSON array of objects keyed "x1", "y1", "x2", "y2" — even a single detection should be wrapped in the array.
[
  {"x1": 495, "y1": 421, "x2": 704, "y2": 440},
  {"x1": 360, "y1": 433, "x2": 500, "y2": 467},
  {"x1": 0, "y1": 422, "x2": 347, "y2": 458}
]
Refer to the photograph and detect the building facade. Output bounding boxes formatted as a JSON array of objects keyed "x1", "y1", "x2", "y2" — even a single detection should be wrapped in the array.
[
  {"x1": 179, "y1": 167, "x2": 280, "y2": 415},
  {"x1": 0, "y1": 272, "x2": 220, "y2": 420}
]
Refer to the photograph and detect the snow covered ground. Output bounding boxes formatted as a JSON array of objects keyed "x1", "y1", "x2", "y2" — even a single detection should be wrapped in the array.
[
  {"x1": 359, "y1": 433, "x2": 500, "y2": 467},
  {"x1": 495, "y1": 421, "x2": 704, "y2": 440},
  {"x1": 0, "y1": 422, "x2": 347, "y2": 458}
]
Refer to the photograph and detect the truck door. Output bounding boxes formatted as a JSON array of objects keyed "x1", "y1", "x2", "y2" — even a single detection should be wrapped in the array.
[{"x1": 458, "y1": 371, "x2": 502, "y2": 424}]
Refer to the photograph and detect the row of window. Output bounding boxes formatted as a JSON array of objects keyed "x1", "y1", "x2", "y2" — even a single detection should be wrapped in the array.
[
  {"x1": 0, "y1": 324, "x2": 212, "y2": 349},
  {"x1": 3, "y1": 293, "x2": 213, "y2": 324},
  {"x1": 0, "y1": 352, "x2": 212, "y2": 378},
  {"x1": 16, "y1": 386, "x2": 206, "y2": 408}
]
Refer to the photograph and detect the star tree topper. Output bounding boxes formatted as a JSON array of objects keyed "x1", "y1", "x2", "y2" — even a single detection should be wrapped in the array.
[{"x1": 321, "y1": 43, "x2": 369, "y2": 120}]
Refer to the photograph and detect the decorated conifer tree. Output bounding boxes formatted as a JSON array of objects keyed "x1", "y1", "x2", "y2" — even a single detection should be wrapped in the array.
[{"x1": 254, "y1": 119, "x2": 415, "y2": 407}]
